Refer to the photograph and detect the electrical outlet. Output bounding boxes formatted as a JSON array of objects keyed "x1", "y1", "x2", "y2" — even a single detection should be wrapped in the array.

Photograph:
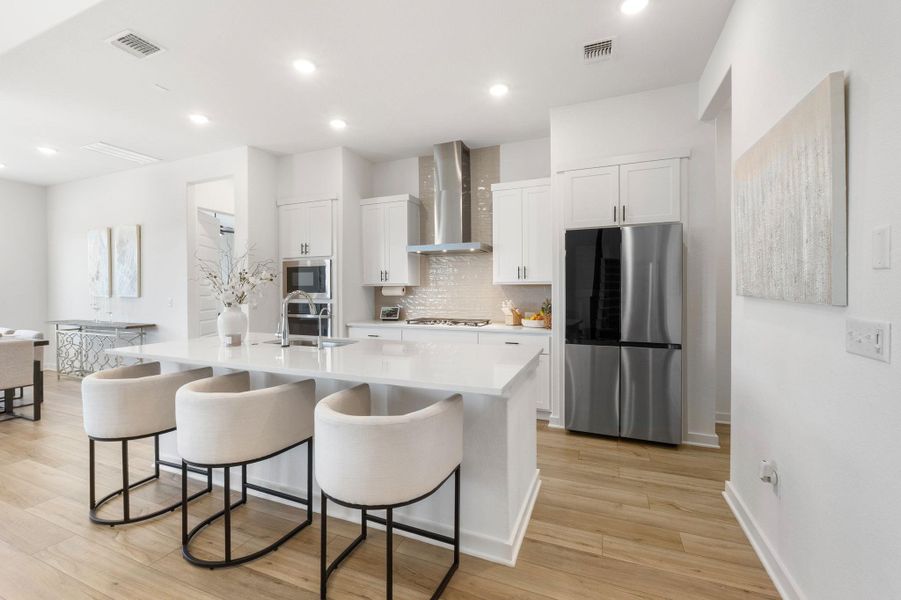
[{"x1": 846, "y1": 318, "x2": 891, "y2": 363}]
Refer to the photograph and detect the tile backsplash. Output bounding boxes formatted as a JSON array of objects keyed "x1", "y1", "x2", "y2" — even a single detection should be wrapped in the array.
[{"x1": 374, "y1": 145, "x2": 551, "y2": 322}]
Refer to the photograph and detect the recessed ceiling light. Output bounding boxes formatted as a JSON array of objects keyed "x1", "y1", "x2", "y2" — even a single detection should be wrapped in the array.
[
  {"x1": 620, "y1": 0, "x2": 649, "y2": 15},
  {"x1": 0, "y1": 163, "x2": 5, "y2": 169},
  {"x1": 188, "y1": 113, "x2": 210, "y2": 125},
  {"x1": 489, "y1": 83, "x2": 509, "y2": 97},
  {"x1": 37, "y1": 146, "x2": 57, "y2": 156},
  {"x1": 293, "y1": 59, "x2": 316, "y2": 75},
  {"x1": 329, "y1": 118, "x2": 347, "y2": 130}
]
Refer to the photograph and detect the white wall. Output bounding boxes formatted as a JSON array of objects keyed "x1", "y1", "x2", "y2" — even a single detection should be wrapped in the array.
[
  {"x1": 46, "y1": 147, "x2": 251, "y2": 355},
  {"x1": 499, "y1": 137, "x2": 550, "y2": 182},
  {"x1": 714, "y1": 106, "x2": 732, "y2": 423},
  {"x1": 700, "y1": 1, "x2": 901, "y2": 598},
  {"x1": 550, "y1": 83, "x2": 720, "y2": 446},
  {"x1": 245, "y1": 147, "x2": 280, "y2": 332},
  {"x1": 0, "y1": 178, "x2": 47, "y2": 332},
  {"x1": 338, "y1": 148, "x2": 374, "y2": 332},
  {"x1": 192, "y1": 177, "x2": 235, "y2": 214},
  {"x1": 277, "y1": 147, "x2": 342, "y2": 200}
]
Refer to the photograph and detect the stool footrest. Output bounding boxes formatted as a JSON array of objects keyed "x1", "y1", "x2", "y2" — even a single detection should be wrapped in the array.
[{"x1": 364, "y1": 514, "x2": 455, "y2": 547}]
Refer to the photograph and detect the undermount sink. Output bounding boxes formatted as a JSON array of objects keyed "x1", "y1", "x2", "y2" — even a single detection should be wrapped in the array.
[{"x1": 261, "y1": 338, "x2": 357, "y2": 348}]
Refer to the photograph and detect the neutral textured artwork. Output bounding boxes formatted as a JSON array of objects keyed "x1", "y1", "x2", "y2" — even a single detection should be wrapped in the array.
[
  {"x1": 113, "y1": 225, "x2": 141, "y2": 297},
  {"x1": 734, "y1": 71, "x2": 847, "y2": 306},
  {"x1": 87, "y1": 228, "x2": 111, "y2": 297}
]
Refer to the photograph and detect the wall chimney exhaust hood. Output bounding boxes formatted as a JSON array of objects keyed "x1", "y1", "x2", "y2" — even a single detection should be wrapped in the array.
[{"x1": 407, "y1": 141, "x2": 492, "y2": 255}]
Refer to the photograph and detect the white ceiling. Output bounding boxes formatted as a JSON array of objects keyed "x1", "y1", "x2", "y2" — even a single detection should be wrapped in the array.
[{"x1": 0, "y1": 0, "x2": 733, "y2": 186}]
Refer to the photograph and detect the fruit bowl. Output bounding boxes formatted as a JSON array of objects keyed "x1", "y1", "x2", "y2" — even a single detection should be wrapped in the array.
[{"x1": 522, "y1": 319, "x2": 546, "y2": 328}]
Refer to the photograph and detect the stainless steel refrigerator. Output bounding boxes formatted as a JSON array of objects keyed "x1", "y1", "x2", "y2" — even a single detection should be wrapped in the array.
[{"x1": 564, "y1": 223, "x2": 683, "y2": 444}]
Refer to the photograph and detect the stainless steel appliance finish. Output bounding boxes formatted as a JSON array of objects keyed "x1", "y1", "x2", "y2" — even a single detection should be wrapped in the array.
[
  {"x1": 564, "y1": 223, "x2": 683, "y2": 444},
  {"x1": 406, "y1": 141, "x2": 491, "y2": 255},
  {"x1": 620, "y1": 347, "x2": 682, "y2": 444},
  {"x1": 564, "y1": 344, "x2": 620, "y2": 436},
  {"x1": 282, "y1": 258, "x2": 331, "y2": 300},
  {"x1": 285, "y1": 299, "x2": 333, "y2": 338},
  {"x1": 621, "y1": 224, "x2": 683, "y2": 345},
  {"x1": 406, "y1": 317, "x2": 490, "y2": 327}
]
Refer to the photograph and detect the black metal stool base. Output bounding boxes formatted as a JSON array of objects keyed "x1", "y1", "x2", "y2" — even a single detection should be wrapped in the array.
[
  {"x1": 89, "y1": 433, "x2": 212, "y2": 527},
  {"x1": 181, "y1": 437, "x2": 313, "y2": 569},
  {"x1": 320, "y1": 465, "x2": 461, "y2": 600}
]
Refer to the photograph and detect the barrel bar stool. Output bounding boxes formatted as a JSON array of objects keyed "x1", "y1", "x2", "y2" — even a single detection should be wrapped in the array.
[
  {"x1": 316, "y1": 383, "x2": 463, "y2": 600},
  {"x1": 0, "y1": 339, "x2": 41, "y2": 422},
  {"x1": 3, "y1": 330, "x2": 43, "y2": 405},
  {"x1": 176, "y1": 371, "x2": 316, "y2": 569},
  {"x1": 81, "y1": 362, "x2": 214, "y2": 526}
]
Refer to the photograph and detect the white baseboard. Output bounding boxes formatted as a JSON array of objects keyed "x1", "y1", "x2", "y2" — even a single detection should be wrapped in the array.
[
  {"x1": 682, "y1": 431, "x2": 720, "y2": 448},
  {"x1": 162, "y1": 462, "x2": 542, "y2": 567},
  {"x1": 716, "y1": 411, "x2": 731, "y2": 424},
  {"x1": 723, "y1": 481, "x2": 803, "y2": 600}
]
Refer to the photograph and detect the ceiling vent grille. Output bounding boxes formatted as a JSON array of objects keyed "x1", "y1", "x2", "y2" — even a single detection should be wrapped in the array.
[
  {"x1": 82, "y1": 142, "x2": 160, "y2": 165},
  {"x1": 106, "y1": 30, "x2": 164, "y2": 58},
  {"x1": 583, "y1": 38, "x2": 614, "y2": 63}
]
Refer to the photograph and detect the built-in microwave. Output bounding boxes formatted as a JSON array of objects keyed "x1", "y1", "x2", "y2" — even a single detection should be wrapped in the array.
[{"x1": 282, "y1": 258, "x2": 331, "y2": 300}]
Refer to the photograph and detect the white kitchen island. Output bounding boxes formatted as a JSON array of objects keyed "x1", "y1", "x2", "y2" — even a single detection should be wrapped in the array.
[{"x1": 108, "y1": 332, "x2": 542, "y2": 565}]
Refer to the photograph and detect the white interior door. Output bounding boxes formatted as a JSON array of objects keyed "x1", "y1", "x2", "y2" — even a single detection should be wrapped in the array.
[{"x1": 196, "y1": 210, "x2": 222, "y2": 336}]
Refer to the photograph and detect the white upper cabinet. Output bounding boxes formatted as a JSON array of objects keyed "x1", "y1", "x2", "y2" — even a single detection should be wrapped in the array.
[
  {"x1": 561, "y1": 166, "x2": 619, "y2": 229},
  {"x1": 279, "y1": 199, "x2": 333, "y2": 258},
  {"x1": 360, "y1": 195, "x2": 421, "y2": 286},
  {"x1": 561, "y1": 156, "x2": 683, "y2": 229},
  {"x1": 491, "y1": 179, "x2": 552, "y2": 285},
  {"x1": 619, "y1": 158, "x2": 681, "y2": 225}
]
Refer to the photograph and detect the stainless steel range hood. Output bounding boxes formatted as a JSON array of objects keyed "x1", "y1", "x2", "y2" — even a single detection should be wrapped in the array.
[{"x1": 407, "y1": 140, "x2": 492, "y2": 255}]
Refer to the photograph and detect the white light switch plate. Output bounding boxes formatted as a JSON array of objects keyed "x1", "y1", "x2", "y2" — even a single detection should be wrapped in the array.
[
  {"x1": 873, "y1": 225, "x2": 891, "y2": 269},
  {"x1": 846, "y1": 318, "x2": 891, "y2": 363}
]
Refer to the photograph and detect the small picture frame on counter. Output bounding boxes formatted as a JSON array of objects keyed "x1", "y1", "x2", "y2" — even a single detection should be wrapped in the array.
[{"x1": 380, "y1": 306, "x2": 401, "y2": 321}]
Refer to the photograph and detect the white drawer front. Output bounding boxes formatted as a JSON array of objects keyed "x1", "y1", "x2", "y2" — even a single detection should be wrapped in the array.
[
  {"x1": 348, "y1": 327, "x2": 403, "y2": 340},
  {"x1": 478, "y1": 333, "x2": 550, "y2": 355},
  {"x1": 401, "y1": 329, "x2": 479, "y2": 344}
]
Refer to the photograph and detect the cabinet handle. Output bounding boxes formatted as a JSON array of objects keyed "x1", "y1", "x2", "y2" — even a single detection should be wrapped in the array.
[
  {"x1": 384, "y1": 270, "x2": 388, "y2": 281},
  {"x1": 367, "y1": 334, "x2": 379, "y2": 338},
  {"x1": 505, "y1": 341, "x2": 520, "y2": 345},
  {"x1": 613, "y1": 205, "x2": 617, "y2": 222},
  {"x1": 622, "y1": 205, "x2": 626, "y2": 222},
  {"x1": 523, "y1": 266, "x2": 527, "y2": 279},
  {"x1": 517, "y1": 266, "x2": 521, "y2": 280}
]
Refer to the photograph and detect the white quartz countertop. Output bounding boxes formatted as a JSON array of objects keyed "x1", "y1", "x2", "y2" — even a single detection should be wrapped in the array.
[
  {"x1": 347, "y1": 320, "x2": 552, "y2": 336},
  {"x1": 108, "y1": 333, "x2": 541, "y2": 396}
]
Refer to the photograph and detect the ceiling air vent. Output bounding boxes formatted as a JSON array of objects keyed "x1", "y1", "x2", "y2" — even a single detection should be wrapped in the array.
[
  {"x1": 82, "y1": 142, "x2": 160, "y2": 165},
  {"x1": 106, "y1": 30, "x2": 164, "y2": 59},
  {"x1": 583, "y1": 38, "x2": 614, "y2": 63}
]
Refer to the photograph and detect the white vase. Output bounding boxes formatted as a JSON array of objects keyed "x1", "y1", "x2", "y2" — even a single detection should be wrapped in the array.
[{"x1": 218, "y1": 305, "x2": 248, "y2": 346}]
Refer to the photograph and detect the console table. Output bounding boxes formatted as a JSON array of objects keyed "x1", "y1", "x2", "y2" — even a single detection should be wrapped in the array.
[{"x1": 48, "y1": 320, "x2": 155, "y2": 378}]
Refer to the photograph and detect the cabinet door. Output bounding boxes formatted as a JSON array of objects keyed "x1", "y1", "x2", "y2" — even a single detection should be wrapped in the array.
[
  {"x1": 561, "y1": 166, "x2": 619, "y2": 229},
  {"x1": 619, "y1": 159, "x2": 681, "y2": 225},
  {"x1": 384, "y1": 201, "x2": 410, "y2": 285},
  {"x1": 306, "y1": 200, "x2": 333, "y2": 257},
  {"x1": 348, "y1": 326, "x2": 403, "y2": 340},
  {"x1": 401, "y1": 329, "x2": 479, "y2": 344},
  {"x1": 361, "y1": 204, "x2": 385, "y2": 285},
  {"x1": 492, "y1": 189, "x2": 524, "y2": 283},
  {"x1": 536, "y1": 354, "x2": 551, "y2": 412},
  {"x1": 279, "y1": 204, "x2": 308, "y2": 259},
  {"x1": 521, "y1": 185, "x2": 552, "y2": 283}
]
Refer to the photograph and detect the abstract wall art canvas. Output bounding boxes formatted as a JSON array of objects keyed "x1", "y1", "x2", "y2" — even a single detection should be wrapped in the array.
[
  {"x1": 113, "y1": 225, "x2": 141, "y2": 298},
  {"x1": 734, "y1": 71, "x2": 848, "y2": 306},
  {"x1": 87, "y1": 228, "x2": 111, "y2": 297}
]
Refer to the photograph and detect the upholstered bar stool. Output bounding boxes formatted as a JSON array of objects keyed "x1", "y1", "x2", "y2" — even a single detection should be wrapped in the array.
[
  {"x1": 81, "y1": 362, "x2": 214, "y2": 526},
  {"x1": 316, "y1": 383, "x2": 463, "y2": 600},
  {"x1": 0, "y1": 339, "x2": 41, "y2": 422},
  {"x1": 176, "y1": 371, "x2": 316, "y2": 568}
]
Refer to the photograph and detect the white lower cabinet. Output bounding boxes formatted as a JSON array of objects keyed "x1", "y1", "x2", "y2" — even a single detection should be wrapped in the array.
[
  {"x1": 346, "y1": 325, "x2": 551, "y2": 415},
  {"x1": 347, "y1": 327, "x2": 403, "y2": 340}
]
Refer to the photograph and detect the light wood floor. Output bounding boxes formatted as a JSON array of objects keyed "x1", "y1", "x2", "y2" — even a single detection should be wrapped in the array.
[{"x1": 0, "y1": 375, "x2": 777, "y2": 599}]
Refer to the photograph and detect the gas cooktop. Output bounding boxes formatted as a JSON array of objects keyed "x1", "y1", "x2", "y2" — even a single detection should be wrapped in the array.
[{"x1": 406, "y1": 318, "x2": 491, "y2": 327}]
